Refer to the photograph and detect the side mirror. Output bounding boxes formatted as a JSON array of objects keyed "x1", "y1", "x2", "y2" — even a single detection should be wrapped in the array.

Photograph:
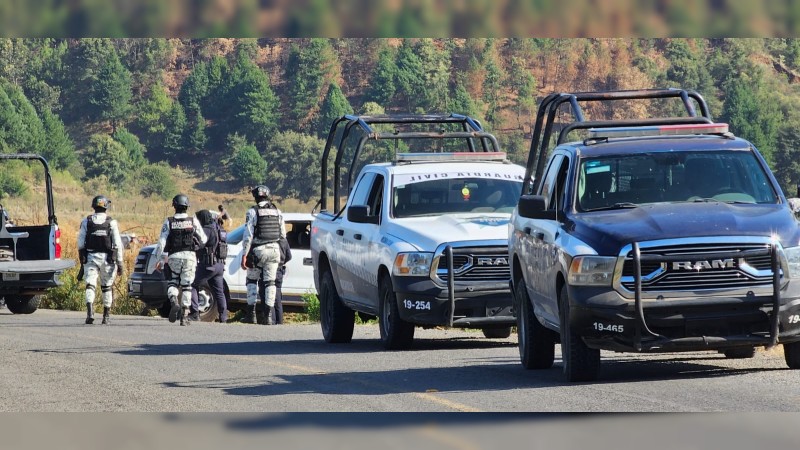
[
  {"x1": 347, "y1": 205, "x2": 378, "y2": 224},
  {"x1": 517, "y1": 195, "x2": 558, "y2": 220}
]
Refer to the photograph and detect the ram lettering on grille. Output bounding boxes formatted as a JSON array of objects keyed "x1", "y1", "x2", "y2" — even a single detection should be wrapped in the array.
[
  {"x1": 476, "y1": 257, "x2": 508, "y2": 267},
  {"x1": 672, "y1": 259, "x2": 736, "y2": 271}
]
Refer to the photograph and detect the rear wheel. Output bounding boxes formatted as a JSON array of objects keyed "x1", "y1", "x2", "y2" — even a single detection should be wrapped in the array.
[
  {"x1": 722, "y1": 347, "x2": 756, "y2": 359},
  {"x1": 482, "y1": 327, "x2": 512, "y2": 339},
  {"x1": 196, "y1": 285, "x2": 219, "y2": 322},
  {"x1": 785, "y1": 342, "x2": 800, "y2": 369},
  {"x1": 379, "y1": 274, "x2": 415, "y2": 350},
  {"x1": 5, "y1": 295, "x2": 39, "y2": 314},
  {"x1": 515, "y1": 279, "x2": 555, "y2": 369},
  {"x1": 319, "y1": 269, "x2": 354, "y2": 343},
  {"x1": 559, "y1": 285, "x2": 600, "y2": 382},
  {"x1": 156, "y1": 303, "x2": 171, "y2": 318}
]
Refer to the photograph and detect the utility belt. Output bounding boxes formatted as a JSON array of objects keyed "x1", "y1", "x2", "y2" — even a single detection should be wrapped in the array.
[
  {"x1": 197, "y1": 249, "x2": 219, "y2": 266},
  {"x1": 80, "y1": 249, "x2": 115, "y2": 265}
]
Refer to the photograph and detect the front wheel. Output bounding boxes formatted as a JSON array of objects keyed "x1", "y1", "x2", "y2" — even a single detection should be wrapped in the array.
[
  {"x1": 559, "y1": 285, "x2": 600, "y2": 382},
  {"x1": 515, "y1": 279, "x2": 555, "y2": 369},
  {"x1": 5, "y1": 295, "x2": 39, "y2": 314},
  {"x1": 378, "y1": 274, "x2": 414, "y2": 350},
  {"x1": 319, "y1": 269, "x2": 355, "y2": 343},
  {"x1": 785, "y1": 342, "x2": 800, "y2": 369}
]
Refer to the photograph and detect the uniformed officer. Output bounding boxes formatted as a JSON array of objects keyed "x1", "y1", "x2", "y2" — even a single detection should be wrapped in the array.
[
  {"x1": 77, "y1": 195, "x2": 125, "y2": 325},
  {"x1": 154, "y1": 194, "x2": 207, "y2": 326},
  {"x1": 189, "y1": 209, "x2": 228, "y2": 323},
  {"x1": 240, "y1": 185, "x2": 285, "y2": 324}
]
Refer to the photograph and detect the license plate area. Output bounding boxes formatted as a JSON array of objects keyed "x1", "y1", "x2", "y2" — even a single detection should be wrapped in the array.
[{"x1": 2, "y1": 272, "x2": 19, "y2": 281}]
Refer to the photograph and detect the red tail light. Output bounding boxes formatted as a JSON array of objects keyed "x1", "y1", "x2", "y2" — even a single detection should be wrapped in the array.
[{"x1": 55, "y1": 227, "x2": 62, "y2": 259}]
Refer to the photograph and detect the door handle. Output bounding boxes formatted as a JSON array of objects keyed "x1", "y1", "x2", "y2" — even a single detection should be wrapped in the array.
[
  {"x1": 354, "y1": 233, "x2": 362, "y2": 240},
  {"x1": 533, "y1": 232, "x2": 545, "y2": 241},
  {"x1": 336, "y1": 229, "x2": 344, "y2": 236}
]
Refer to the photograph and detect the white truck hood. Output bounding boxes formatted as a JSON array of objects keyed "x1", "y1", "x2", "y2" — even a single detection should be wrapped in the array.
[{"x1": 384, "y1": 213, "x2": 511, "y2": 251}]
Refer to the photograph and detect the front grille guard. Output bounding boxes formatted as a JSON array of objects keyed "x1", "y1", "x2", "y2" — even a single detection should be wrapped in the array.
[{"x1": 630, "y1": 242, "x2": 781, "y2": 351}]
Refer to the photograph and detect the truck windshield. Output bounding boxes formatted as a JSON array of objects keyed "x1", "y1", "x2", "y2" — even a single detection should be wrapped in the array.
[
  {"x1": 578, "y1": 151, "x2": 777, "y2": 211},
  {"x1": 393, "y1": 177, "x2": 522, "y2": 218}
]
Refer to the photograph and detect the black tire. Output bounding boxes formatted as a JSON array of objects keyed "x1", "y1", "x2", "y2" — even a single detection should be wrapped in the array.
[
  {"x1": 5, "y1": 295, "x2": 39, "y2": 314},
  {"x1": 515, "y1": 279, "x2": 555, "y2": 369},
  {"x1": 785, "y1": 342, "x2": 800, "y2": 369},
  {"x1": 559, "y1": 285, "x2": 600, "y2": 382},
  {"x1": 156, "y1": 303, "x2": 171, "y2": 318},
  {"x1": 482, "y1": 327, "x2": 512, "y2": 339},
  {"x1": 723, "y1": 347, "x2": 756, "y2": 359},
  {"x1": 195, "y1": 284, "x2": 219, "y2": 322},
  {"x1": 319, "y1": 269, "x2": 355, "y2": 343},
  {"x1": 378, "y1": 274, "x2": 415, "y2": 350}
]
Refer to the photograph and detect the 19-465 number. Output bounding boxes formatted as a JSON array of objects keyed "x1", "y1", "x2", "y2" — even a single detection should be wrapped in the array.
[{"x1": 593, "y1": 322, "x2": 624, "y2": 333}]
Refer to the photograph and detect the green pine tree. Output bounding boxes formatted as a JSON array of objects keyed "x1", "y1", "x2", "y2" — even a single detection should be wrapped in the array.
[
  {"x1": 89, "y1": 49, "x2": 132, "y2": 132},
  {"x1": 315, "y1": 82, "x2": 353, "y2": 139}
]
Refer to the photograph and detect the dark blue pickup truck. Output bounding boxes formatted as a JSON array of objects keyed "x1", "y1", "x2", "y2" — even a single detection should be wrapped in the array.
[{"x1": 509, "y1": 89, "x2": 800, "y2": 381}]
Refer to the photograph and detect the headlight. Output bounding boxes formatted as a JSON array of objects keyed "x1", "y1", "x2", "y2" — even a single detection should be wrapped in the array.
[
  {"x1": 393, "y1": 252, "x2": 433, "y2": 276},
  {"x1": 784, "y1": 246, "x2": 800, "y2": 279},
  {"x1": 568, "y1": 256, "x2": 616, "y2": 286}
]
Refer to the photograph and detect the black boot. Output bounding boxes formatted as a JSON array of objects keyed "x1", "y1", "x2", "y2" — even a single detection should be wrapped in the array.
[
  {"x1": 168, "y1": 299, "x2": 180, "y2": 323},
  {"x1": 85, "y1": 303, "x2": 94, "y2": 325},
  {"x1": 264, "y1": 305, "x2": 274, "y2": 325},
  {"x1": 101, "y1": 307, "x2": 110, "y2": 325},
  {"x1": 180, "y1": 307, "x2": 190, "y2": 326},
  {"x1": 240, "y1": 304, "x2": 256, "y2": 324}
]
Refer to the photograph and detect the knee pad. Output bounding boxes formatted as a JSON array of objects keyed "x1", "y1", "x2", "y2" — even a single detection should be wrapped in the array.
[
  {"x1": 85, "y1": 284, "x2": 96, "y2": 292},
  {"x1": 101, "y1": 285, "x2": 112, "y2": 293},
  {"x1": 246, "y1": 278, "x2": 259, "y2": 287}
]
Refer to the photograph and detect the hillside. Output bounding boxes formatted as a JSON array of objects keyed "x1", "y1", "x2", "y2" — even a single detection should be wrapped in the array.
[{"x1": 1, "y1": 38, "x2": 800, "y2": 240}]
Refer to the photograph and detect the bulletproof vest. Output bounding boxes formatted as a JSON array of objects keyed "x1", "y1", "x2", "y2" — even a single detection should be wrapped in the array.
[
  {"x1": 165, "y1": 217, "x2": 195, "y2": 253},
  {"x1": 253, "y1": 205, "x2": 281, "y2": 243},
  {"x1": 85, "y1": 215, "x2": 113, "y2": 253}
]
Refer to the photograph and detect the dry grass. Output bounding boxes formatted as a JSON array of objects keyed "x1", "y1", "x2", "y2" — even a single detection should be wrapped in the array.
[{"x1": 33, "y1": 167, "x2": 318, "y2": 316}]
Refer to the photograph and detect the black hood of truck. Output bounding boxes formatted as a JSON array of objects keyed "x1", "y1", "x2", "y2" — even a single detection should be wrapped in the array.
[{"x1": 568, "y1": 202, "x2": 800, "y2": 255}]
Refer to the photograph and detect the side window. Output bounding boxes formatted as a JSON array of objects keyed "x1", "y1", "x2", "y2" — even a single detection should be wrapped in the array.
[
  {"x1": 350, "y1": 172, "x2": 376, "y2": 207},
  {"x1": 549, "y1": 156, "x2": 571, "y2": 211},
  {"x1": 366, "y1": 175, "x2": 384, "y2": 220},
  {"x1": 538, "y1": 154, "x2": 565, "y2": 209}
]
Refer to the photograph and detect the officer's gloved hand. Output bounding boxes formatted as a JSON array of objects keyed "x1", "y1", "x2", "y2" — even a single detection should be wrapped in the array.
[{"x1": 117, "y1": 262, "x2": 125, "y2": 278}]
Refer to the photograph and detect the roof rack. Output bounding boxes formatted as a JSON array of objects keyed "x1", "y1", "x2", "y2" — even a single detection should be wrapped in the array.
[
  {"x1": 394, "y1": 152, "x2": 507, "y2": 164},
  {"x1": 523, "y1": 88, "x2": 714, "y2": 195},
  {"x1": 320, "y1": 114, "x2": 501, "y2": 213}
]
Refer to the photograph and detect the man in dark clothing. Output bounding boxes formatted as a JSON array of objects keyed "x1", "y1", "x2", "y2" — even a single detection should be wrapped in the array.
[{"x1": 190, "y1": 209, "x2": 228, "y2": 323}]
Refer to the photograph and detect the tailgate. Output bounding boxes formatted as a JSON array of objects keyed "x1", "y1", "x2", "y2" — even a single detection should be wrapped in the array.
[{"x1": 0, "y1": 259, "x2": 76, "y2": 274}]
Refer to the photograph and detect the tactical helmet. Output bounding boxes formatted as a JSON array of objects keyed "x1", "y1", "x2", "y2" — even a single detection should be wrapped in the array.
[
  {"x1": 251, "y1": 185, "x2": 271, "y2": 200},
  {"x1": 172, "y1": 194, "x2": 190, "y2": 209},
  {"x1": 91, "y1": 195, "x2": 110, "y2": 211}
]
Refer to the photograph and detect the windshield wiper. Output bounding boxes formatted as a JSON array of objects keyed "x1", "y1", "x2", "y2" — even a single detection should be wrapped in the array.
[{"x1": 586, "y1": 202, "x2": 638, "y2": 211}]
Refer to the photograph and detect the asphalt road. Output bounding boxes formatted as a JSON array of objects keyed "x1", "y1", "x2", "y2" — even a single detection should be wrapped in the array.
[{"x1": 1, "y1": 309, "x2": 798, "y2": 412}]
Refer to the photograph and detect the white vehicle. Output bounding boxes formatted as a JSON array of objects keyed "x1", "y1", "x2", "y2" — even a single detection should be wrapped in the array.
[
  {"x1": 311, "y1": 114, "x2": 525, "y2": 349},
  {"x1": 129, "y1": 212, "x2": 315, "y2": 321}
]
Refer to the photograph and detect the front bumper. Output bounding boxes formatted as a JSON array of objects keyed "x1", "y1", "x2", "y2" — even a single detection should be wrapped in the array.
[
  {"x1": 393, "y1": 276, "x2": 514, "y2": 327},
  {"x1": 568, "y1": 243, "x2": 800, "y2": 352},
  {"x1": 127, "y1": 271, "x2": 169, "y2": 307}
]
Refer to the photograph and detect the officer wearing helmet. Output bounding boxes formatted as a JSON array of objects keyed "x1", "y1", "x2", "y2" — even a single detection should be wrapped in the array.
[
  {"x1": 77, "y1": 195, "x2": 125, "y2": 325},
  {"x1": 153, "y1": 194, "x2": 207, "y2": 326},
  {"x1": 239, "y1": 185, "x2": 286, "y2": 324}
]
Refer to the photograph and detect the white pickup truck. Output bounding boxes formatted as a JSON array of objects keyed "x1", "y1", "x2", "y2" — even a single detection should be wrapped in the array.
[{"x1": 311, "y1": 114, "x2": 525, "y2": 349}]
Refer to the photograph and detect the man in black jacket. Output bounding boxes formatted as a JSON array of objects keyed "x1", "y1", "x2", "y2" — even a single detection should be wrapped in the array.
[{"x1": 189, "y1": 209, "x2": 228, "y2": 323}]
